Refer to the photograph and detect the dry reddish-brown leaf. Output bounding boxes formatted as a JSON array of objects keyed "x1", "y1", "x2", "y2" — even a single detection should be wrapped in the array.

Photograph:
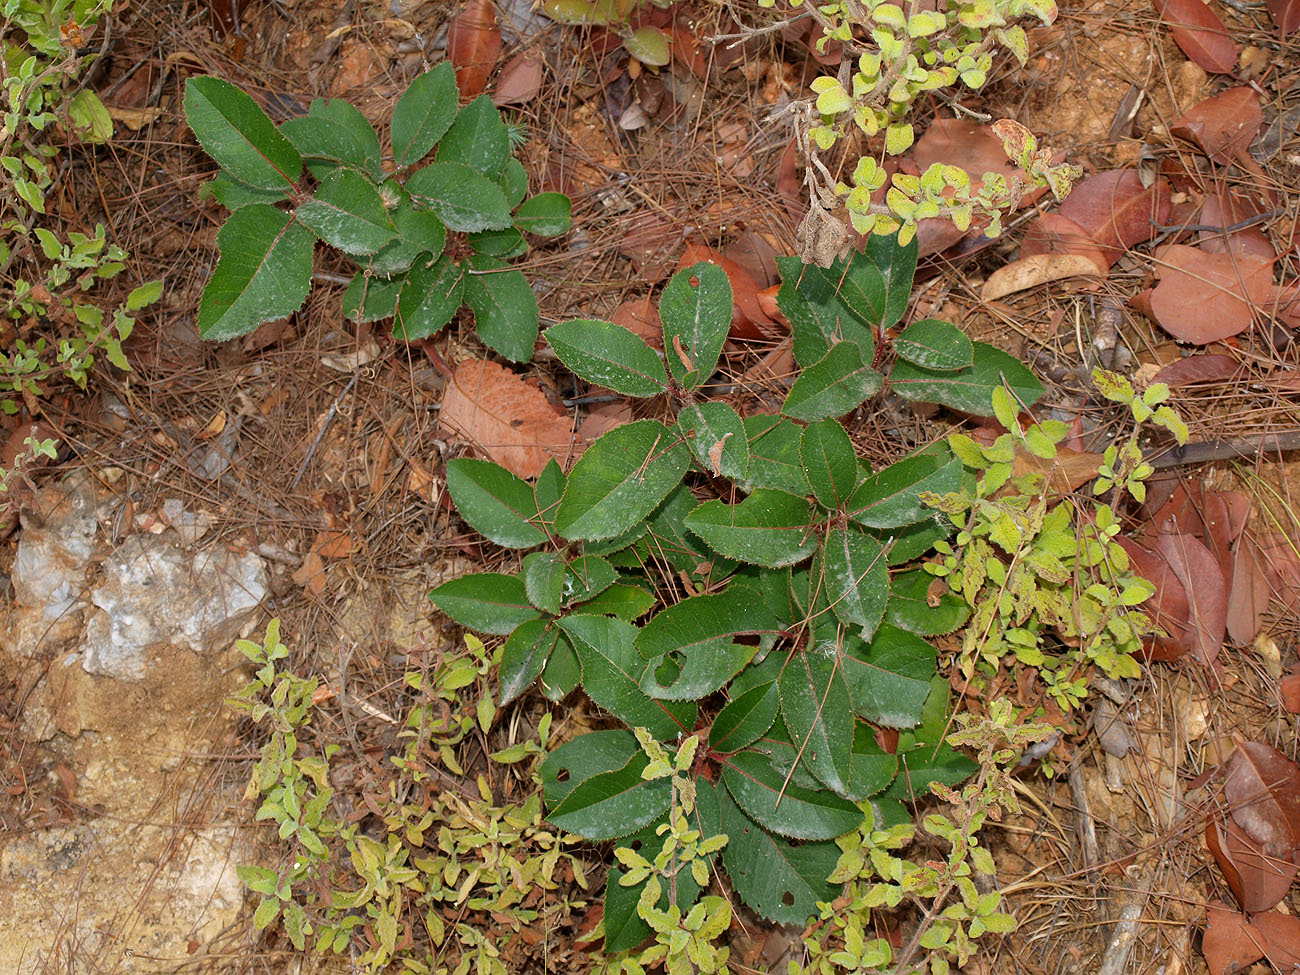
[
  {"x1": 678, "y1": 242, "x2": 776, "y2": 339},
  {"x1": 777, "y1": 138, "x2": 803, "y2": 226},
  {"x1": 1198, "y1": 192, "x2": 1277, "y2": 259},
  {"x1": 1280, "y1": 665, "x2": 1300, "y2": 714},
  {"x1": 438, "y1": 358, "x2": 575, "y2": 478},
  {"x1": 1152, "y1": 0, "x2": 1239, "y2": 72},
  {"x1": 1225, "y1": 741, "x2": 1300, "y2": 853},
  {"x1": 1207, "y1": 815, "x2": 1299, "y2": 913},
  {"x1": 1267, "y1": 0, "x2": 1300, "y2": 33},
  {"x1": 610, "y1": 296, "x2": 663, "y2": 349},
  {"x1": 981, "y1": 253, "x2": 1106, "y2": 300},
  {"x1": 620, "y1": 212, "x2": 685, "y2": 283},
  {"x1": 1019, "y1": 213, "x2": 1109, "y2": 270},
  {"x1": 1147, "y1": 244, "x2": 1275, "y2": 344},
  {"x1": 1256, "y1": 532, "x2": 1300, "y2": 612},
  {"x1": 292, "y1": 549, "x2": 328, "y2": 596},
  {"x1": 1203, "y1": 901, "x2": 1265, "y2": 975},
  {"x1": 1012, "y1": 446, "x2": 1105, "y2": 494},
  {"x1": 492, "y1": 50, "x2": 542, "y2": 106},
  {"x1": 1157, "y1": 530, "x2": 1227, "y2": 664},
  {"x1": 1150, "y1": 354, "x2": 1240, "y2": 387},
  {"x1": 1114, "y1": 536, "x2": 1192, "y2": 660},
  {"x1": 575, "y1": 400, "x2": 632, "y2": 448},
  {"x1": 311, "y1": 530, "x2": 354, "y2": 560},
  {"x1": 1227, "y1": 533, "x2": 1270, "y2": 644},
  {"x1": 1172, "y1": 88, "x2": 1263, "y2": 165},
  {"x1": 447, "y1": 0, "x2": 502, "y2": 98},
  {"x1": 1056, "y1": 169, "x2": 1172, "y2": 265},
  {"x1": 727, "y1": 231, "x2": 781, "y2": 289},
  {"x1": 1247, "y1": 912, "x2": 1300, "y2": 968},
  {"x1": 667, "y1": 23, "x2": 709, "y2": 79}
]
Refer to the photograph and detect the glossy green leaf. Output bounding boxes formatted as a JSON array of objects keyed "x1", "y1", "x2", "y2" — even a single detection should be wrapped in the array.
[
  {"x1": 841, "y1": 624, "x2": 936, "y2": 728},
  {"x1": 559, "y1": 615, "x2": 695, "y2": 740},
  {"x1": 885, "y1": 569, "x2": 971, "y2": 635},
  {"x1": 563, "y1": 554, "x2": 618, "y2": 605},
  {"x1": 463, "y1": 254, "x2": 539, "y2": 362},
  {"x1": 196, "y1": 205, "x2": 314, "y2": 340},
  {"x1": 893, "y1": 318, "x2": 973, "y2": 371},
  {"x1": 406, "y1": 162, "x2": 513, "y2": 233},
  {"x1": 542, "y1": 729, "x2": 638, "y2": 805},
  {"x1": 540, "y1": 634, "x2": 581, "y2": 701},
  {"x1": 845, "y1": 723, "x2": 898, "y2": 800},
  {"x1": 200, "y1": 172, "x2": 288, "y2": 210},
  {"x1": 782, "y1": 341, "x2": 883, "y2": 421},
  {"x1": 858, "y1": 515, "x2": 952, "y2": 565},
  {"x1": 722, "y1": 750, "x2": 861, "y2": 840},
  {"x1": 555, "y1": 420, "x2": 689, "y2": 541},
  {"x1": 800, "y1": 419, "x2": 857, "y2": 510},
  {"x1": 391, "y1": 63, "x2": 458, "y2": 168},
  {"x1": 848, "y1": 451, "x2": 961, "y2": 530},
  {"x1": 435, "y1": 95, "x2": 510, "y2": 177},
  {"x1": 685, "y1": 489, "x2": 817, "y2": 568},
  {"x1": 467, "y1": 226, "x2": 527, "y2": 258},
  {"x1": 427, "y1": 572, "x2": 540, "y2": 635},
  {"x1": 393, "y1": 255, "x2": 464, "y2": 340},
  {"x1": 280, "y1": 98, "x2": 382, "y2": 176},
  {"x1": 513, "y1": 192, "x2": 572, "y2": 236},
  {"x1": 547, "y1": 750, "x2": 671, "y2": 840},
  {"x1": 890, "y1": 341, "x2": 1043, "y2": 416},
  {"x1": 342, "y1": 271, "x2": 402, "y2": 323},
  {"x1": 859, "y1": 230, "x2": 918, "y2": 330},
  {"x1": 659, "y1": 261, "x2": 732, "y2": 391},
  {"x1": 678, "y1": 401, "x2": 748, "y2": 479},
  {"x1": 821, "y1": 527, "x2": 889, "y2": 638},
  {"x1": 445, "y1": 457, "x2": 546, "y2": 549},
  {"x1": 775, "y1": 256, "x2": 874, "y2": 368},
  {"x1": 184, "y1": 76, "x2": 301, "y2": 190},
  {"x1": 544, "y1": 319, "x2": 668, "y2": 396},
  {"x1": 716, "y1": 782, "x2": 840, "y2": 925},
  {"x1": 742, "y1": 415, "x2": 811, "y2": 496},
  {"x1": 572, "y1": 582, "x2": 656, "y2": 620},
  {"x1": 779, "y1": 649, "x2": 854, "y2": 796},
  {"x1": 523, "y1": 552, "x2": 565, "y2": 614},
  {"x1": 499, "y1": 618, "x2": 561, "y2": 704},
  {"x1": 296, "y1": 168, "x2": 395, "y2": 256},
  {"x1": 710, "y1": 679, "x2": 779, "y2": 753}
]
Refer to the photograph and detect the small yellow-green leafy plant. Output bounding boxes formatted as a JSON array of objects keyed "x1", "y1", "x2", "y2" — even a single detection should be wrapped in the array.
[{"x1": 923, "y1": 369, "x2": 1187, "y2": 711}]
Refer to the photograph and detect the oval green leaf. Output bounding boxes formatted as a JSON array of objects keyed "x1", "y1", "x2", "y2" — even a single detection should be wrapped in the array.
[
  {"x1": 445, "y1": 457, "x2": 547, "y2": 549},
  {"x1": 391, "y1": 63, "x2": 459, "y2": 168},
  {"x1": 545, "y1": 319, "x2": 668, "y2": 397},
  {"x1": 684, "y1": 489, "x2": 817, "y2": 568},
  {"x1": 184, "y1": 76, "x2": 301, "y2": 190}
]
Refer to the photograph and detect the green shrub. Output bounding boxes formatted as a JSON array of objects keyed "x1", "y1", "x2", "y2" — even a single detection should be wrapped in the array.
[{"x1": 183, "y1": 67, "x2": 571, "y2": 358}]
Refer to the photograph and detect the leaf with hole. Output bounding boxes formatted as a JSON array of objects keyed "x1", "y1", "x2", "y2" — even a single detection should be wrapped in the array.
[
  {"x1": 544, "y1": 319, "x2": 668, "y2": 396},
  {"x1": 545, "y1": 747, "x2": 671, "y2": 841},
  {"x1": 522, "y1": 551, "x2": 565, "y2": 614},
  {"x1": 556, "y1": 419, "x2": 689, "y2": 541},
  {"x1": 184, "y1": 76, "x2": 302, "y2": 190},
  {"x1": 846, "y1": 723, "x2": 898, "y2": 800},
  {"x1": 196, "y1": 204, "x2": 315, "y2": 340}
]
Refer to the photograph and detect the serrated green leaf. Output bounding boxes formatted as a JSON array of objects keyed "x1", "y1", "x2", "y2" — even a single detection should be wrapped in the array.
[
  {"x1": 572, "y1": 581, "x2": 656, "y2": 620},
  {"x1": 722, "y1": 750, "x2": 861, "y2": 840},
  {"x1": 541, "y1": 634, "x2": 581, "y2": 701},
  {"x1": 501, "y1": 157, "x2": 528, "y2": 209},
  {"x1": 463, "y1": 254, "x2": 539, "y2": 362},
  {"x1": 711, "y1": 679, "x2": 779, "y2": 753},
  {"x1": 184, "y1": 76, "x2": 301, "y2": 190},
  {"x1": 779, "y1": 649, "x2": 854, "y2": 796},
  {"x1": 801, "y1": 419, "x2": 857, "y2": 510},
  {"x1": 841, "y1": 624, "x2": 937, "y2": 727},
  {"x1": 280, "y1": 98, "x2": 382, "y2": 175},
  {"x1": 200, "y1": 172, "x2": 289, "y2": 210},
  {"x1": 534, "y1": 458, "x2": 566, "y2": 523},
  {"x1": 296, "y1": 168, "x2": 396, "y2": 255},
  {"x1": 783, "y1": 341, "x2": 883, "y2": 421},
  {"x1": 890, "y1": 341, "x2": 1043, "y2": 416},
  {"x1": 499, "y1": 618, "x2": 561, "y2": 704},
  {"x1": 563, "y1": 554, "x2": 618, "y2": 605},
  {"x1": 893, "y1": 318, "x2": 973, "y2": 371},
  {"x1": 559, "y1": 615, "x2": 696, "y2": 740},
  {"x1": 660, "y1": 261, "x2": 732, "y2": 391},
  {"x1": 467, "y1": 226, "x2": 527, "y2": 258},
  {"x1": 859, "y1": 229, "x2": 918, "y2": 330},
  {"x1": 678, "y1": 401, "x2": 748, "y2": 479},
  {"x1": 848, "y1": 451, "x2": 961, "y2": 529},
  {"x1": 196, "y1": 205, "x2": 315, "y2": 340},
  {"x1": 884, "y1": 569, "x2": 971, "y2": 635},
  {"x1": 820, "y1": 527, "x2": 889, "y2": 637},
  {"x1": 858, "y1": 515, "x2": 952, "y2": 565},
  {"x1": 342, "y1": 272, "x2": 403, "y2": 323},
  {"x1": 435, "y1": 95, "x2": 510, "y2": 177},
  {"x1": 715, "y1": 782, "x2": 840, "y2": 925},
  {"x1": 523, "y1": 552, "x2": 565, "y2": 614},
  {"x1": 845, "y1": 722, "x2": 897, "y2": 800},
  {"x1": 685, "y1": 489, "x2": 816, "y2": 568},
  {"x1": 544, "y1": 319, "x2": 668, "y2": 396},
  {"x1": 776, "y1": 256, "x2": 874, "y2": 368},
  {"x1": 742, "y1": 414, "x2": 811, "y2": 496},
  {"x1": 361, "y1": 194, "x2": 448, "y2": 275},
  {"x1": 555, "y1": 420, "x2": 689, "y2": 541},
  {"x1": 446, "y1": 457, "x2": 546, "y2": 549},
  {"x1": 428, "y1": 572, "x2": 540, "y2": 635},
  {"x1": 406, "y1": 161, "x2": 513, "y2": 232},
  {"x1": 391, "y1": 63, "x2": 459, "y2": 168},
  {"x1": 546, "y1": 750, "x2": 671, "y2": 840},
  {"x1": 393, "y1": 255, "x2": 464, "y2": 340},
  {"x1": 513, "y1": 192, "x2": 572, "y2": 236}
]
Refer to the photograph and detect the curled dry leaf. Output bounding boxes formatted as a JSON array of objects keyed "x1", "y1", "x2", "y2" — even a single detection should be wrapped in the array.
[
  {"x1": 492, "y1": 50, "x2": 543, "y2": 106},
  {"x1": 1172, "y1": 88, "x2": 1263, "y2": 165},
  {"x1": 438, "y1": 358, "x2": 575, "y2": 479},
  {"x1": 678, "y1": 242, "x2": 777, "y2": 339},
  {"x1": 447, "y1": 0, "x2": 503, "y2": 98},
  {"x1": 1157, "y1": 530, "x2": 1227, "y2": 665},
  {"x1": 1147, "y1": 244, "x2": 1275, "y2": 344},
  {"x1": 981, "y1": 253, "x2": 1106, "y2": 301},
  {"x1": 1206, "y1": 814, "x2": 1299, "y2": 913},
  {"x1": 1224, "y1": 741, "x2": 1300, "y2": 854},
  {"x1": 1150, "y1": 354, "x2": 1240, "y2": 387},
  {"x1": 1152, "y1": 0, "x2": 1238, "y2": 73},
  {"x1": 1019, "y1": 213, "x2": 1109, "y2": 271},
  {"x1": 1056, "y1": 169, "x2": 1171, "y2": 266}
]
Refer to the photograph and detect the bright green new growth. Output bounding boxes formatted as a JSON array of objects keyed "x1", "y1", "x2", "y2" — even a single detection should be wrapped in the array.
[
  {"x1": 769, "y1": 0, "x2": 1081, "y2": 256},
  {"x1": 184, "y1": 67, "x2": 571, "y2": 358}
]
